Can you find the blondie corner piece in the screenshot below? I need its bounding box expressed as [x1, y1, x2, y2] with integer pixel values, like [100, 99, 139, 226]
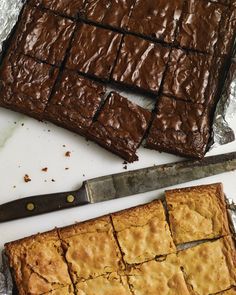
[111, 200, 176, 264]
[165, 183, 230, 244]
[5, 230, 73, 295]
[45, 70, 106, 136]
[75, 273, 132, 295]
[178, 236, 236, 295]
[59, 216, 124, 284]
[87, 92, 151, 162]
[128, 254, 190, 295]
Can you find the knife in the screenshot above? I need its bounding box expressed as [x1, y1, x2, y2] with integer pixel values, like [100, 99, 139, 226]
[1, 151, 236, 222]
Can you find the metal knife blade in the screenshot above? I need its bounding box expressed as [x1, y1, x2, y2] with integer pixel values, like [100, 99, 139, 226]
[0, 151, 236, 222]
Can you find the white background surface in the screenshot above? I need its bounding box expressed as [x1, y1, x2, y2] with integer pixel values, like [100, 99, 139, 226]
[0, 107, 235, 254]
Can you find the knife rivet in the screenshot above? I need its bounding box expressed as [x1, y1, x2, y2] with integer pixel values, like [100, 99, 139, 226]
[26, 203, 35, 211]
[67, 195, 75, 203]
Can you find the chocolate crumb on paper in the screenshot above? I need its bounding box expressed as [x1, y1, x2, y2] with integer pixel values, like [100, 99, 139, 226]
[41, 167, 48, 172]
[24, 174, 31, 183]
[65, 151, 71, 157]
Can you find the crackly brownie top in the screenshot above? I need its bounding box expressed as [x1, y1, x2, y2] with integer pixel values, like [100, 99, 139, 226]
[30, 0, 86, 18]
[84, 0, 135, 29]
[112, 35, 170, 93]
[163, 48, 214, 104]
[178, 236, 236, 295]
[88, 92, 151, 162]
[165, 183, 230, 244]
[45, 70, 106, 132]
[177, 0, 225, 53]
[12, 5, 75, 66]
[127, 0, 184, 43]
[0, 53, 58, 115]
[66, 23, 122, 80]
[146, 96, 210, 158]
[111, 200, 176, 264]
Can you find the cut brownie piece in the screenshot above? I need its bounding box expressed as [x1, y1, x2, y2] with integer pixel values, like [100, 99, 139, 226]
[163, 48, 214, 104]
[84, 0, 135, 30]
[128, 254, 190, 295]
[87, 92, 152, 162]
[165, 183, 230, 245]
[66, 23, 122, 80]
[0, 53, 58, 119]
[177, 0, 224, 53]
[127, 0, 184, 43]
[12, 5, 76, 66]
[112, 35, 170, 94]
[59, 216, 124, 284]
[178, 236, 236, 295]
[30, 0, 86, 18]
[45, 70, 106, 136]
[75, 274, 132, 295]
[111, 200, 176, 264]
[145, 96, 210, 159]
[5, 230, 73, 295]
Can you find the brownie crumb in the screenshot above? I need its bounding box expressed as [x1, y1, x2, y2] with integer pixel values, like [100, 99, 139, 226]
[13, 185, 16, 189]
[24, 174, 31, 183]
[42, 167, 48, 172]
[65, 167, 69, 170]
[123, 165, 127, 170]
[65, 151, 71, 157]
[63, 144, 66, 147]
[51, 179, 55, 182]
[21, 123, 24, 126]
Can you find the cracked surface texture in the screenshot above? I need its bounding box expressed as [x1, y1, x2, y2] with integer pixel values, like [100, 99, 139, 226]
[217, 287, 236, 294]
[5, 230, 72, 295]
[44, 285, 75, 294]
[127, 0, 183, 43]
[166, 183, 230, 244]
[178, 236, 236, 295]
[111, 200, 176, 264]
[75, 273, 132, 295]
[88, 92, 151, 162]
[128, 254, 190, 295]
[66, 23, 122, 80]
[12, 5, 76, 66]
[59, 216, 124, 284]
[112, 35, 170, 94]
[0, 52, 58, 119]
[45, 70, 106, 135]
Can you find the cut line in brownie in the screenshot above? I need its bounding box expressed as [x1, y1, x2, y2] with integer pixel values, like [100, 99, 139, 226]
[145, 96, 211, 159]
[45, 70, 106, 136]
[66, 23, 123, 81]
[112, 35, 171, 95]
[11, 5, 76, 66]
[0, 52, 58, 120]
[87, 92, 152, 162]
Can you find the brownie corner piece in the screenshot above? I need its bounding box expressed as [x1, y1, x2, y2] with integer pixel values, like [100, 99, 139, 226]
[45, 70, 106, 135]
[0, 52, 58, 119]
[87, 92, 152, 162]
[165, 183, 230, 245]
[145, 95, 210, 159]
[66, 23, 122, 80]
[112, 35, 170, 94]
[12, 5, 76, 66]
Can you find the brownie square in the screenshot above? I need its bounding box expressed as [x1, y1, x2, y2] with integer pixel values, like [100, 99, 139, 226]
[5, 230, 73, 295]
[84, 0, 135, 30]
[76, 274, 132, 295]
[88, 92, 152, 162]
[30, 0, 86, 18]
[66, 23, 122, 80]
[45, 70, 106, 135]
[163, 48, 214, 104]
[165, 183, 230, 245]
[112, 35, 170, 94]
[177, 0, 224, 53]
[178, 237, 236, 294]
[127, 0, 184, 43]
[59, 216, 124, 283]
[12, 6, 76, 66]
[111, 201, 176, 264]
[146, 96, 210, 159]
[128, 254, 190, 294]
[0, 53, 58, 119]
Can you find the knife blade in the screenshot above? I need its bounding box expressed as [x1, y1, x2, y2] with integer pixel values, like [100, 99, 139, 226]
[0, 151, 236, 222]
